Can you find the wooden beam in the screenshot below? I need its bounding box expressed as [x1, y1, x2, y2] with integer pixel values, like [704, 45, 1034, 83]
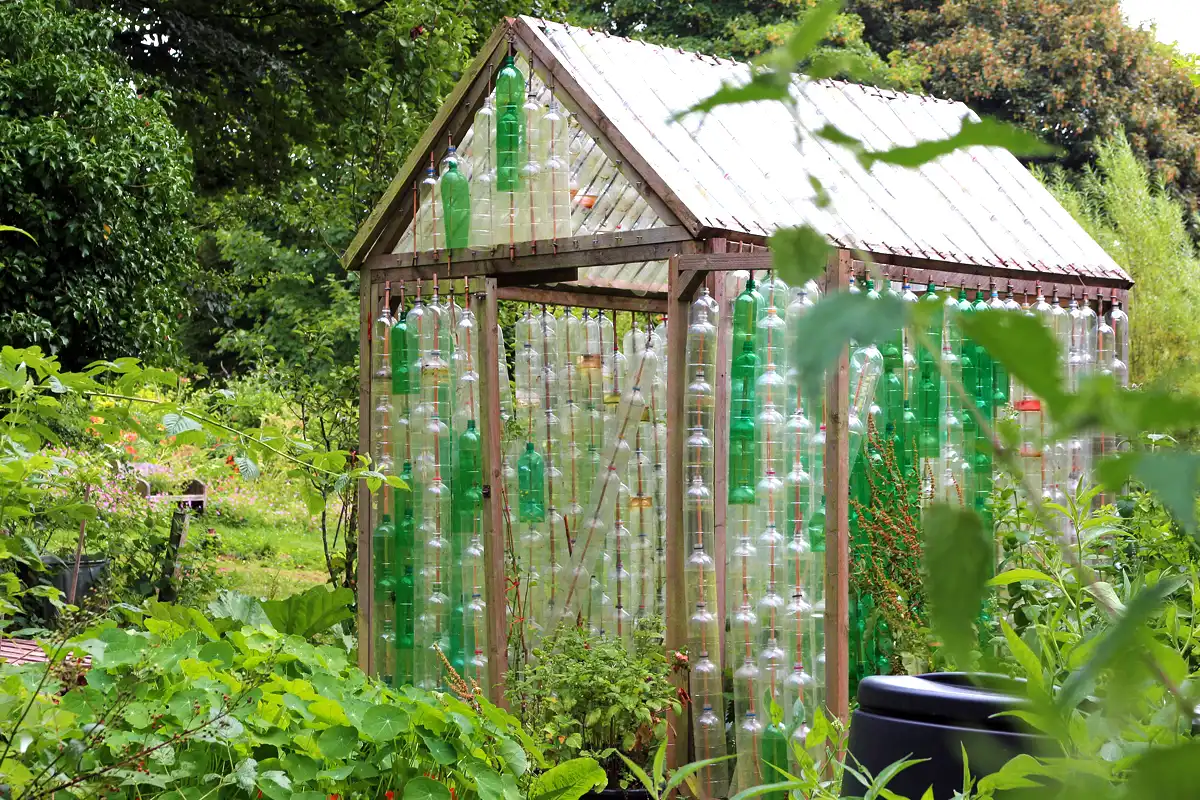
[824, 250, 851, 726]
[513, 17, 701, 235]
[357, 269, 374, 674]
[664, 255, 690, 770]
[495, 267, 578, 288]
[475, 278, 510, 707]
[367, 226, 695, 280]
[709, 242, 731, 665]
[677, 252, 772, 274]
[496, 285, 667, 313]
[343, 23, 511, 270]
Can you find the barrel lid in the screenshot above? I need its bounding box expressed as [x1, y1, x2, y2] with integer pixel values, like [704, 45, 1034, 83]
[856, 673, 1031, 729]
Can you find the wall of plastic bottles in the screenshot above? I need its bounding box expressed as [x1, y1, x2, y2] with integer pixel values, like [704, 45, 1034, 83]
[690, 271, 1131, 798]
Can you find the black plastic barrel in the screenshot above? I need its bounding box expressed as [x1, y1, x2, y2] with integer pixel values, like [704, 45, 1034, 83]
[844, 673, 1047, 799]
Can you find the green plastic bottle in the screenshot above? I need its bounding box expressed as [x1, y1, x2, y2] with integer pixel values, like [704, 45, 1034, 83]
[394, 507, 415, 687]
[916, 282, 942, 462]
[729, 340, 759, 505]
[732, 276, 763, 355]
[517, 441, 546, 523]
[440, 160, 471, 249]
[454, 421, 483, 531]
[760, 724, 789, 800]
[391, 311, 411, 395]
[495, 55, 525, 193]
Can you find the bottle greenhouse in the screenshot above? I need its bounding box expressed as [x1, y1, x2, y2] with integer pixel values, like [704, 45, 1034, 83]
[346, 16, 1133, 797]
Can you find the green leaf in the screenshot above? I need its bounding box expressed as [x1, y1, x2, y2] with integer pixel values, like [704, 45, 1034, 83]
[987, 568, 1054, 586]
[207, 590, 270, 627]
[258, 770, 292, 800]
[865, 758, 928, 800]
[615, 751, 657, 797]
[361, 705, 408, 741]
[262, 585, 354, 638]
[780, 0, 844, 64]
[663, 754, 737, 798]
[316, 725, 358, 760]
[460, 758, 507, 800]
[231, 758, 258, 792]
[674, 71, 791, 118]
[769, 225, 831, 289]
[404, 777, 452, 800]
[652, 738, 667, 787]
[419, 732, 457, 765]
[528, 758, 607, 800]
[804, 50, 870, 81]
[1124, 741, 1200, 800]
[922, 504, 991, 664]
[788, 291, 908, 398]
[1098, 452, 1200, 538]
[1056, 576, 1187, 712]
[977, 754, 1045, 793]
[959, 311, 1064, 414]
[0, 225, 36, 242]
[234, 452, 261, 481]
[1082, 581, 1125, 613]
[1000, 618, 1043, 692]
[860, 118, 1058, 169]
[163, 412, 203, 436]
[145, 601, 219, 641]
[497, 735, 530, 776]
[729, 781, 803, 800]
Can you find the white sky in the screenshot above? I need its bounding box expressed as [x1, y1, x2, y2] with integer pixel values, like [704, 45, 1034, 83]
[1122, 0, 1200, 55]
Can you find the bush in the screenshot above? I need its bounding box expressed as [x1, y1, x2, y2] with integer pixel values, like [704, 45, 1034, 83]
[0, 0, 194, 366]
[1047, 132, 1200, 396]
[0, 595, 548, 800]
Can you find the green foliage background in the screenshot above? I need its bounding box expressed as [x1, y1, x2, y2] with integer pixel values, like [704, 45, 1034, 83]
[0, 0, 194, 367]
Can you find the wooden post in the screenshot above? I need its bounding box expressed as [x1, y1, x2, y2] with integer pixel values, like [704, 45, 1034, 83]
[156, 505, 190, 603]
[709, 241, 731, 661]
[357, 270, 374, 674]
[823, 250, 852, 725]
[665, 255, 691, 770]
[475, 277, 510, 707]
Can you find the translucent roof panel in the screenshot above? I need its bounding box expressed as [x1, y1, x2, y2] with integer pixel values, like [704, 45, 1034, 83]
[393, 56, 666, 255]
[524, 17, 1128, 283]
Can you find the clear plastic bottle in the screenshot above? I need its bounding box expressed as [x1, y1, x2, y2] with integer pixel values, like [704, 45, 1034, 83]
[540, 100, 572, 240]
[520, 92, 546, 242]
[416, 165, 442, 253]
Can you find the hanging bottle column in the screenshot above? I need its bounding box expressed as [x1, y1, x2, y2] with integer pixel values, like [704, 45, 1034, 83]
[683, 293, 728, 799]
[755, 281, 790, 796]
[540, 100, 572, 240]
[728, 275, 763, 795]
[390, 283, 416, 688]
[471, 96, 497, 249]
[916, 282, 943, 504]
[513, 309, 548, 643]
[536, 307, 566, 644]
[1066, 291, 1096, 496]
[624, 320, 657, 628]
[494, 54, 524, 248]
[556, 310, 586, 552]
[648, 318, 669, 617]
[371, 283, 396, 682]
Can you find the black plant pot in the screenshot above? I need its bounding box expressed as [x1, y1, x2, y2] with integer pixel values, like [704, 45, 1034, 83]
[844, 672, 1048, 799]
[20, 554, 110, 623]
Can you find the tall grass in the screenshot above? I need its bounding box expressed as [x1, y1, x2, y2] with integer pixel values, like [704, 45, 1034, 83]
[1046, 132, 1200, 395]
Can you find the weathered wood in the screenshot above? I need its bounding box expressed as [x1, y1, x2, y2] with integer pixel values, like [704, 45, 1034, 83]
[513, 17, 698, 234]
[675, 247, 1132, 292]
[366, 226, 695, 280]
[343, 23, 510, 270]
[824, 250, 852, 726]
[357, 269, 374, 674]
[475, 278, 510, 707]
[664, 255, 690, 770]
[495, 267, 579, 288]
[496, 285, 667, 313]
[156, 505, 190, 603]
[708, 241, 730, 663]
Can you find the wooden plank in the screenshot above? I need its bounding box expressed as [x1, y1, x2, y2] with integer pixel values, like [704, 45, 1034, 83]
[823, 250, 851, 726]
[677, 252, 773, 274]
[514, 17, 704, 235]
[708, 242, 730, 664]
[357, 269, 374, 674]
[495, 267, 579, 288]
[496, 285, 667, 313]
[366, 226, 695, 279]
[664, 255, 690, 770]
[343, 23, 510, 270]
[475, 278, 510, 707]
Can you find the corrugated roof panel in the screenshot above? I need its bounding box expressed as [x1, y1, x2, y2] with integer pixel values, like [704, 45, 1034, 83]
[528, 18, 1128, 284]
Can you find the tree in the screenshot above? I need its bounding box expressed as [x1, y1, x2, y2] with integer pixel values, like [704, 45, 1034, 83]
[0, 0, 194, 367]
[849, 0, 1200, 221]
[568, 0, 925, 90]
[1047, 133, 1200, 395]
